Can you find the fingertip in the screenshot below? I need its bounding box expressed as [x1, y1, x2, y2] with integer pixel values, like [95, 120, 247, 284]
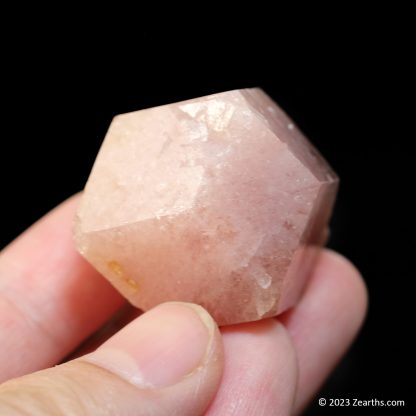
[318, 249, 369, 326]
[83, 302, 222, 389]
[0, 302, 224, 416]
[281, 249, 368, 413]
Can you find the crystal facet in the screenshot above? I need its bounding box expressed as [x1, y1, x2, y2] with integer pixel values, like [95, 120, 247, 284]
[75, 89, 338, 325]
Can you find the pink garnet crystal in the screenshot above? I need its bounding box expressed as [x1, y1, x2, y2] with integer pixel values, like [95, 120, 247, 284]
[74, 88, 338, 325]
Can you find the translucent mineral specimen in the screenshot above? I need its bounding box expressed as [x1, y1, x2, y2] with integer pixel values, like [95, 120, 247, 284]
[74, 88, 338, 325]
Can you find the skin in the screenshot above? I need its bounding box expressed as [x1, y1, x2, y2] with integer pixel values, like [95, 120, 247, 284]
[0, 195, 367, 415]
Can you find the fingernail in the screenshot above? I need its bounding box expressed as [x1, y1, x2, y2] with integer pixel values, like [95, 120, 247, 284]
[82, 302, 215, 388]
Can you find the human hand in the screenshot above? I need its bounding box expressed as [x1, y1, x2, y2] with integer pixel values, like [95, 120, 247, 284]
[0, 195, 367, 415]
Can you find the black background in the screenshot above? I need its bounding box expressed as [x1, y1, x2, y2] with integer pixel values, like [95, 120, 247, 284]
[1, 14, 414, 415]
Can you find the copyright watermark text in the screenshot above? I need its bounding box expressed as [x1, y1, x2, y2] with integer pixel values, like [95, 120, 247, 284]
[318, 398, 405, 407]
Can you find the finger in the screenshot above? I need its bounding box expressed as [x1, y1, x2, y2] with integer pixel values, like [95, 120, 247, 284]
[0, 195, 124, 382]
[280, 249, 368, 413]
[0, 302, 223, 416]
[205, 249, 366, 415]
[206, 320, 298, 416]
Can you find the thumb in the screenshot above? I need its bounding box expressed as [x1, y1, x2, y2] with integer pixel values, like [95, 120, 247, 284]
[0, 302, 223, 416]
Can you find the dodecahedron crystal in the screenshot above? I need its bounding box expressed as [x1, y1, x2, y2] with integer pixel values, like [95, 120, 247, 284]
[75, 88, 338, 325]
